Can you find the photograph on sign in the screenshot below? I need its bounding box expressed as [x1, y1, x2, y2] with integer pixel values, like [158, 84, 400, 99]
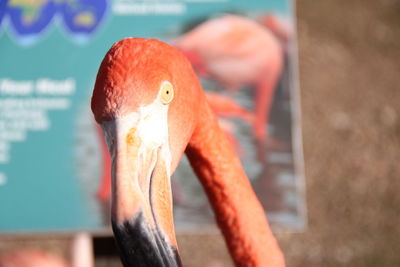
[0, 0, 305, 233]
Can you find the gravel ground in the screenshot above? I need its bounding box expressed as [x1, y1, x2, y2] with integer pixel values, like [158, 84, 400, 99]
[2, 0, 400, 266]
[279, 0, 400, 266]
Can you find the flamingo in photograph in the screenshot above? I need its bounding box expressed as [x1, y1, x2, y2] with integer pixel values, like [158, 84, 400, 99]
[175, 14, 284, 156]
[259, 14, 292, 44]
[91, 38, 285, 267]
[205, 92, 254, 124]
[206, 92, 254, 153]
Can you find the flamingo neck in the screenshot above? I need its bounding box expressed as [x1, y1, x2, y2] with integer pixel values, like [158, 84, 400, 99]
[185, 100, 285, 267]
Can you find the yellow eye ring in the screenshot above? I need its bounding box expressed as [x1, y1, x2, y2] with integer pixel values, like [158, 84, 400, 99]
[160, 82, 174, 105]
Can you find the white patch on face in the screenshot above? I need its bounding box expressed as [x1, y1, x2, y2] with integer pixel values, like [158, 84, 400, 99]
[101, 82, 172, 175]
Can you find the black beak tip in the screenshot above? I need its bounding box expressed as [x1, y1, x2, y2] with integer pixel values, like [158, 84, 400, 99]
[112, 212, 182, 267]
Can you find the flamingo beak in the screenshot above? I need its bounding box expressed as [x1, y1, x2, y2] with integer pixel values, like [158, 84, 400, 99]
[102, 115, 181, 267]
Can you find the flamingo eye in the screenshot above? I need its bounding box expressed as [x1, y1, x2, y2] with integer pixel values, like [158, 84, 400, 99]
[160, 82, 174, 105]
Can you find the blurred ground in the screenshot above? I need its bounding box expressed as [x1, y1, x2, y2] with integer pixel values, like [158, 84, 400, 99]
[280, 0, 400, 266]
[1, 0, 400, 266]
[181, 0, 400, 266]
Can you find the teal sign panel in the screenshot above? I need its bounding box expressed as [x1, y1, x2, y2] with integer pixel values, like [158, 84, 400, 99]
[0, 0, 305, 233]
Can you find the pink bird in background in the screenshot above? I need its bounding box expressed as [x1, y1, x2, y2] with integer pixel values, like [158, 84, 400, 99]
[175, 14, 285, 160]
[0, 249, 67, 267]
[205, 92, 254, 124]
[260, 14, 292, 45]
[205, 92, 254, 154]
[0, 235, 94, 267]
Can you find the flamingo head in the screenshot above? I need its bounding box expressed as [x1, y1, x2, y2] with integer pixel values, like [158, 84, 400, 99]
[91, 38, 202, 266]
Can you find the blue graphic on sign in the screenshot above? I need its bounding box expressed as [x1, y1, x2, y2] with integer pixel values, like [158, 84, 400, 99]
[1, 0, 108, 44]
[0, 0, 7, 27]
[7, 0, 57, 35]
[60, 0, 107, 35]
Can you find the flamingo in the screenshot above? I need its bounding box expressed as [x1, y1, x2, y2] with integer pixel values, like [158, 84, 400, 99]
[91, 38, 284, 266]
[95, 93, 253, 205]
[96, 93, 252, 207]
[174, 15, 284, 156]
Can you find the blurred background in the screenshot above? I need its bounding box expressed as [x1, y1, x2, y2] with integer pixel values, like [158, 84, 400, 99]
[179, 0, 400, 265]
[1, 0, 400, 266]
